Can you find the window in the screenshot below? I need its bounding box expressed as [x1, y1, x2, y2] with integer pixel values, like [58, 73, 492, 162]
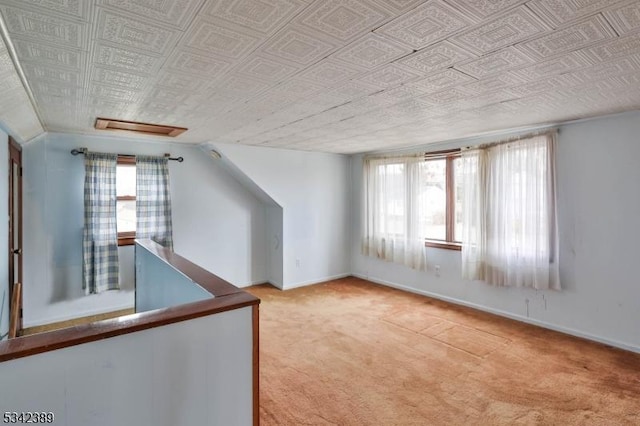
[116, 156, 136, 246]
[419, 151, 462, 250]
[460, 132, 560, 290]
[362, 131, 559, 290]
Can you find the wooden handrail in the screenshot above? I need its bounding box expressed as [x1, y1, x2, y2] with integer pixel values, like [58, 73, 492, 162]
[8, 282, 21, 339]
[0, 241, 260, 362]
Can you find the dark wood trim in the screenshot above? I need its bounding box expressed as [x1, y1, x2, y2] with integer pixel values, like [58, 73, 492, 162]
[0, 292, 258, 362]
[117, 237, 136, 246]
[423, 148, 461, 158]
[9, 282, 21, 339]
[252, 305, 260, 426]
[0, 239, 261, 363]
[117, 155, 136, 166]
[137, 239, 242, 297]
[96, 118, 188, 138]
[22, 308, 134, 336]
[8, 137, 23, 336]
[424, 150, 461, 247]
[445, 155, 453, 243]
[425, 240, 462, 251]
[116, 157, 135, 245]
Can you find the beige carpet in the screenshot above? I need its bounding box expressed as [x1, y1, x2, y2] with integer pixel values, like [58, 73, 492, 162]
[248, 277, 640, 426]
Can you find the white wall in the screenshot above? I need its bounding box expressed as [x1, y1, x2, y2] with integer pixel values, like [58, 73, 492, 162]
[0, 128, 8, 340]
[0, 307, 254, 426]
[212, 143, 351, 289]
[351, 111, 640, 353]
[22, 133, 267, 327]
[135, 243, 211, 312]
[265, 205, 284, 287]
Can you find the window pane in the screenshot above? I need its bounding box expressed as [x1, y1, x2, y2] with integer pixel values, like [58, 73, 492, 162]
[117, 165, 136, 197]
[378, 163, 406, 236]
[419, 159, 446, 241]
[117, 199, 136, 233]
[454, 157, 464, 242]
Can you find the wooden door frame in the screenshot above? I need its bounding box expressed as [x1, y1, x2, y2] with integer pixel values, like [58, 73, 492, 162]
[8, 137, 22, 334]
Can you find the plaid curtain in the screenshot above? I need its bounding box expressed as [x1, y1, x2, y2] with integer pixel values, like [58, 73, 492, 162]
[83, 153, 119, 294]
[136, 155, 173, 249]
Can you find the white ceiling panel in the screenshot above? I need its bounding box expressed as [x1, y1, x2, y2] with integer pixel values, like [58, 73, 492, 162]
[446, 0, 527, 19]
[260, 26, 337, 65]
[295, 58, 365, 86]
[359, 64, 421, 87]
[0, 5, 88, 49]
[0, 31, 44, 140]
[333, 33, 412, 69]
[296, 0, 391, 42]
[96, 10, 180, 55]
[605, 1, 640, 35]
[400, 40, 476, 74]
[527, 0, 629, 27]
[409, 69, 476, 93]
[3, 0, 89, 19]
[375, 0, 477, 49]
[203, 0, 309, 35]
[516, 14, 617, 59]
[98, 0, 204, 29]
[454, 46, 533, 78]
[450, 6, 549, 54]
[181, 18, 263, 58]
[0, 0, 639, 152]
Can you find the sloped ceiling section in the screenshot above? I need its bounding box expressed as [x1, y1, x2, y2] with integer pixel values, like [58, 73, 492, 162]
[0, 0, 639, 152]
[0, 29, 43, 141]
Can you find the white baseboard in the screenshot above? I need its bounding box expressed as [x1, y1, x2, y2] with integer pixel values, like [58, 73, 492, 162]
[283, 273, 351, 290]
[353, 273, 640, 354]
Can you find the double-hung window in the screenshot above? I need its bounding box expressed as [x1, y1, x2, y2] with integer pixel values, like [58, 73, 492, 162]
[116, 156, 136, 246]
[419, 150, 462, 250]
[363, 131, 559, 290]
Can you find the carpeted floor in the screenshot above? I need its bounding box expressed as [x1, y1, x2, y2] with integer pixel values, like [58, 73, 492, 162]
[247, 277, 640, 426]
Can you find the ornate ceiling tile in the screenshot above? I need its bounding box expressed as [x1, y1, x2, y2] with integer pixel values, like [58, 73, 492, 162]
[376, 0, 476, 49]
[454, 47, 533, 78]
[333, 33, 412, 69]
[517, 15, 617, 59]
[450, 6, 549, 54]
[400, 40, 475, 75]
[296, 0, 390, 42]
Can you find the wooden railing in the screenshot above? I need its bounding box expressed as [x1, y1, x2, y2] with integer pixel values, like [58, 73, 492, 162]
[0, 240, 260, 425]
[8, 281, 21, 339]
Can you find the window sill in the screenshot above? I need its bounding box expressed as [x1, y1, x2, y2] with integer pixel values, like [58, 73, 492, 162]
[118, 234, 136, 246]
[424, 240, 462, 251]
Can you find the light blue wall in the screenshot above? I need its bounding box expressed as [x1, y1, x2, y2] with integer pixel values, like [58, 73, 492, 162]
[212, 143, 352, 289]
[0, 128, 8, 340]
[135, 243, 212, 312]
[22, 133, 268, 327]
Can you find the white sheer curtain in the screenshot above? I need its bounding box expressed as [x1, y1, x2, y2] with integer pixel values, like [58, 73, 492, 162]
[461, 132, 560, 290]
[362, 154, 428, 271]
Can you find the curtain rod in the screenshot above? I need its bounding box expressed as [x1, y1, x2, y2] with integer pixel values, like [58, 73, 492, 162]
[463, 128, 558, 151]
[70, 148, 184, 162]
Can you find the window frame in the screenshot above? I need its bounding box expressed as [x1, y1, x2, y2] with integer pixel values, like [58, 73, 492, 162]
[116, 155, 136, 246]
[423, 149, 462, 251]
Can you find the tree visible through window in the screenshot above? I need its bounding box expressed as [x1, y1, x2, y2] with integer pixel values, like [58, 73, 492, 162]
[116, 156, 136, 245]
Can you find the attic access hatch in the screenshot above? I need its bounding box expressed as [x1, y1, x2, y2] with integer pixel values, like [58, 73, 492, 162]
[95, 118, 187, 137]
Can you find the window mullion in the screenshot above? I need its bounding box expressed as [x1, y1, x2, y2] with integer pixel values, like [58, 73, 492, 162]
[446, 156, 454, 243]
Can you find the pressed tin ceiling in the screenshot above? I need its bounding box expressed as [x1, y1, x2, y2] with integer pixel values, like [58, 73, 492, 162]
[0, 0, 640, 153]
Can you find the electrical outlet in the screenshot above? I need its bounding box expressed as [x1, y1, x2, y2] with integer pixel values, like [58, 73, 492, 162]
[434, 265, 441, 277]
[295, 258, 300, 268]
